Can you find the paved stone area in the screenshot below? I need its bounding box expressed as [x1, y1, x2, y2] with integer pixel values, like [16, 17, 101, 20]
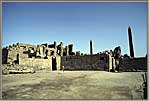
[2, 71, 144, 99]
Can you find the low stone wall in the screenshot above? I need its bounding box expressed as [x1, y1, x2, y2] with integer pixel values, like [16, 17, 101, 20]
[61, 54, 108, 70]
[119, 57, 147, 71]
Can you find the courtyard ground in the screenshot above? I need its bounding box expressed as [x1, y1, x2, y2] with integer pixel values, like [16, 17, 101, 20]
[2, 71, 145, 100]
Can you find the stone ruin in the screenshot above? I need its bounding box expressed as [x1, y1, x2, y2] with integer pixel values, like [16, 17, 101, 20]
[2, 42, 76, 63]
[2, 41, 147, 74]
[2, 41, 82, 74]
[2, 27, 147, 74]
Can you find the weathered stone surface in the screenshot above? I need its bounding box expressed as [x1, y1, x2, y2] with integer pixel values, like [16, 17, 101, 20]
[119, 57, 147, 71]
[61, 54, 108, 70]
[2, 42, 75, 72]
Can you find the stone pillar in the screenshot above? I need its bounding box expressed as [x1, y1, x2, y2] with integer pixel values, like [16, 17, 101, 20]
[128, 26, 134, 57]
[66, 46, 69, 56]
[108, 54, 112, 72]
[60, 48, 63, 56]
[90, 40, 93, 55]
[43, 46, 46, 57]
[115, 59, 120, 72]
[39, 46, 43, 57]
[45, 49, 48, 58]
[60, 42, 63, 56]
[54, 41, 56, 49]
[68, 44, 73, 55]
[112, 57, 116, 71]
[36, 45, 40, 57]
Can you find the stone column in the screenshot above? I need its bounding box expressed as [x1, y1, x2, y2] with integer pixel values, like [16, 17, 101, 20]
[115, 59, 120, 72]
[39, 46, 43, 57]
[54, 41, 56, 49]
[60, 48, 63, 56]
[128, 26, 134, 57]
[43, 46, 46, 57]
[60, 42, 63, 56]
[90, 40, 93, 55]
[112, 57, 116, 71]
[108, 54, 112, 72]
[68, 44, 73, 55]
[36, 45, 40, 57]
[66, 46, 69, 56]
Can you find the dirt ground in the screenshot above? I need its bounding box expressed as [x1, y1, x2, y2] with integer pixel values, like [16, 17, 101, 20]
[2, 71, 145, 100]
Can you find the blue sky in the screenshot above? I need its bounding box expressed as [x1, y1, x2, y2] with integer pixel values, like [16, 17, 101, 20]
[2, 2, 147, 57]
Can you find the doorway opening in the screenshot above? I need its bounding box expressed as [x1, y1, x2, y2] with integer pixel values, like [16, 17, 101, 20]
[52, 57, 57, 70]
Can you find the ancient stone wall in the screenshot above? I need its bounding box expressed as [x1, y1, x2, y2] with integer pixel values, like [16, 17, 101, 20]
[61, 55, 147, 71]
[19, 58, 52, 70]
[2, 43, 147, 72]
[19, 56, 61, 71]
[119, 57, 147, 71]
[61, 54, 108, 70]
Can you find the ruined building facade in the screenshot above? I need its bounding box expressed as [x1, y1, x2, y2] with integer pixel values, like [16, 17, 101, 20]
[2, 42, 75, 71]
[2, 41, 117, 71]
[2, 27, 147, 71]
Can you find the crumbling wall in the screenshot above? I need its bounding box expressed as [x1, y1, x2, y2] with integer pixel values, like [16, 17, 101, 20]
[61, 54, 108, 70]
[19, 58, 52, 70]
[119, 57, 147, 71]
[3, 44, 33, 64]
